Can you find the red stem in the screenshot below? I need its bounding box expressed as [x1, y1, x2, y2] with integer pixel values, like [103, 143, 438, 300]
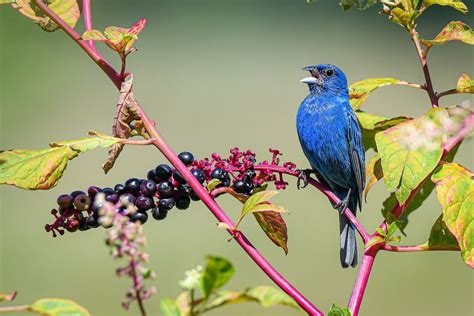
[347, 253, 376, 315]
[129, 257, 146, 316]
[82, 0, 95, 48]
[34, 1, 322, 314]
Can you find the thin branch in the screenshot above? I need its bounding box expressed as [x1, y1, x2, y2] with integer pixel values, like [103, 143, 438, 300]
[0, 305, 30, 313]
[347, 253, 377, 316]
[397, 80, 426, 90]
[436, 88, 458, 99]
[34, 0, 122, 89]
[82, 0, 95, 48]
[410, 28, 438, 107]
[251, 165, 371, 244]
[383, 244, 459, 252]
[34, 3, 322, 315]
[129, 257, 147, 316]
[121, 139, 156, 146]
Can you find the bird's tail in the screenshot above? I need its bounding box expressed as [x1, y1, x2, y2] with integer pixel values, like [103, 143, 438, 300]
[339, 197, 358, 268]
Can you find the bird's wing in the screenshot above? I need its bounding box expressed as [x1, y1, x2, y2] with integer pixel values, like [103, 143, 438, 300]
[346, 109, 366, 211]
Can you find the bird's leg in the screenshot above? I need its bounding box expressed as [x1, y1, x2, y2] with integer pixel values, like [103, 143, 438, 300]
[297, 169, 317, 189]
[335, 188, 352, 215]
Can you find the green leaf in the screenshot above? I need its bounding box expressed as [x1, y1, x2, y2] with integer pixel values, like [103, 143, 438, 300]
[456, 73, 474, 93]
[160, 298, 182, 316]
[0, 133, 122, 190]
[422, 0, 468, 13]
[425, 214, 459, 250]
[200, 255, 235, 299]
[82, 29, 107, 41]
[240, 190, 280, 218]
[431, 163, 474, 268]
[423, 21, 474, 48]
[375, 108, 446, 204]
[29, 298, 90, 316]
[0, 0, 15, 4]
[328, 303, 352, 316]
[350, 78, 403, 110]
[253, 211, 289, 254]
[207, 178, 222, 192]
[206, 290, 256, 311]
[12, 0, 80, 32]
[246, 286, 300, 310]
[365, 236, 385, 249]
[339, 0, 380, 10]
[388, 7, 420, 29]
[364, 153, 383, 200]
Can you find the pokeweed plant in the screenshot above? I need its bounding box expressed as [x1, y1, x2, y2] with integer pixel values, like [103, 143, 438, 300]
[0, 0, 473, 315]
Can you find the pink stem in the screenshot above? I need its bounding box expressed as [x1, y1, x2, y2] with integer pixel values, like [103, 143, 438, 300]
[82, 0, 95, 48]
[347, 253, 376, 316]
[252, 165, 371, 243]
[34, 2, 322, 314]
[383, 244, 459, 252]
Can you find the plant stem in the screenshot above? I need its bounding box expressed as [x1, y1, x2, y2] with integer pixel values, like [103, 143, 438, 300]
[34, 2, 322, 314]
[0, 305, 30, 313]
[129, 257, 147, 316]
[410, 28, 438, 107]
[383, 244, 459, 252]
[82, 0, 94, 48]
[347, 253, 377, 316]
[436, 88, 458, 99]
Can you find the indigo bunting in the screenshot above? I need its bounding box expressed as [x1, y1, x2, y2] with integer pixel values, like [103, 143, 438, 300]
[296, 64, 365, 268]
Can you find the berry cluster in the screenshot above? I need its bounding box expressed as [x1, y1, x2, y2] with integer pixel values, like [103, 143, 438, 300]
[46, 148, 297, 237]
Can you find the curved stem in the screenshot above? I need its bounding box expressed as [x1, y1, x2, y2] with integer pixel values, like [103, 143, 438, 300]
[436, 88, 458, 99]
[34, 2, 322, 314]
[410, 28, 438, 107]
[82, 0, 95, 48]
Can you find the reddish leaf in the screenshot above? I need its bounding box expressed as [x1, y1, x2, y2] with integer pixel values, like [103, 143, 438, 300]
[253, 211, 289, 254]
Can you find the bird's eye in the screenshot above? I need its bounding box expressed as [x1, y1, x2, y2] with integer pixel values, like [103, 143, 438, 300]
[326, 69, 334, 76]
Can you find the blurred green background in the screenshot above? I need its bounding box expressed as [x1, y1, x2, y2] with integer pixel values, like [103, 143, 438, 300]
[1, 1, 473, 315]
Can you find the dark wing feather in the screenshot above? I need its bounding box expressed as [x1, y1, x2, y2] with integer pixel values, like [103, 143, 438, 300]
[346, 110, 366, 211]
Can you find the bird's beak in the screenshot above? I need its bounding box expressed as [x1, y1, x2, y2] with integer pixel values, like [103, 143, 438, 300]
[300, 77, 319, 84]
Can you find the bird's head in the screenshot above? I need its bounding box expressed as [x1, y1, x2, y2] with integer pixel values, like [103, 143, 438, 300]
[300, 64, 348, 94]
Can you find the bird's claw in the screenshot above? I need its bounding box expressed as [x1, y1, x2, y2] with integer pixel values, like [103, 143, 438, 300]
[335, 188, 352, 215]
[297, 169, 312, 190]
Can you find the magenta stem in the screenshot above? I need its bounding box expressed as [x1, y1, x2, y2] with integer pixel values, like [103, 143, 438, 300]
[383, 244, 459, 252]
[82, 0, 95, 48]
[347, 253, 376, 316]
[34, 2, 322, 314]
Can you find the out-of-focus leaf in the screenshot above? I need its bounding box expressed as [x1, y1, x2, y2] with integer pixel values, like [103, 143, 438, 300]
[246, 286, 300, 310]
[12, 0, 80, 32]
[0, 133, 122, 190]
[388, 7, 420, 29]
[375, 108, 446, 204]
[422, 0, 468, 13]
[103, 76, 141, 173]
[328, 303, 352, 316]
[423, 21, 474, 48]
[0, 291, 16, 303]
[339, 0, 380, 10]
[29, 298, 90, 316]
[364, 153, 383, 200]
[174, 292, 191, 315]
[431, 163, 474, 268]
[205, 290, 256, 311]
[82, 29, 107, 41]
[0, 0, 15, 4]
[200, 256, 235, 299]
[425, 214, 459, 250]
[253, 211, 289, 254]
[456, 73, 474, 93]
[349, 78, 402, 110]
[160, 298, 182, 316]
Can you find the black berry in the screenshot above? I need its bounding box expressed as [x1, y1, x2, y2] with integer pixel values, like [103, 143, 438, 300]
[140, 180, 157, 197]
[86, 216, 100, 228]
[157, 181, 174, 198]
[159, 198, 175, 211]
[176, 195, 191, 210]
[71, 190, 86, 198]
[233, 180, 253, 195]
[135, 195, 155, 211]
[177, 184, 192, 196]
[105, 193, 120, 204]
[211, 168, 226, 180]
[244, 169, 257, 182]
[65, 219, 79, 232]
[178, 151, 194, 166]
[147, 169, 160, 183]
[57, 194, 73, 208]
[155, 164, 172, 181]
[125, 178, 142, 193]
[120, 193, 136, 205]
[191, 168, 206, 184]
[152, 207, 168, 220]
[87, 186, 102, 197]
[173, 170, 186, 184]
[114, 184, 126, 193]
[102, 187, 115, 196]
[131, 211, 148, 224]
[73, 194, 91, 211]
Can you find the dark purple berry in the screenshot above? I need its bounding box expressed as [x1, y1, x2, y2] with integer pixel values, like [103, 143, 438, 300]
[57, 194, 73, 208]
[105, 193, 120, 204]
[73, 194, 91, 211]
[102, 187, 115, 196]
[159, 198, 175, 211]
[176, 195, 191, 210]
[191, 168, 206, 184]
[158, 181, 174, 198]
[86, 216, 100, 228]
[221, 175, 231, 187]
[155, 164, 172, 181]
[135, 196, 154, 211]
[211, 168, 227, 181]
[152, 207, 168, 220]
[114, 184, 126, 193]
[87, 186, 102, 197]
[120, 193, 136, 205]
[140, 180, 157, 197]
[131, 211, 148, 224]
[147, 169, 160, 182]
[71, 190, 86, 198]
[177, 184, 192, 196]
[78, 219, 90, 231]
[233, 180, 252, 195]
[65, 219, 79, 232]
[178, 151, 194, 166]
[244, 169, 257, 182]
[125, 178, 142, 193]
[173, 171, 186, 184]
[190, 191, 200, 201]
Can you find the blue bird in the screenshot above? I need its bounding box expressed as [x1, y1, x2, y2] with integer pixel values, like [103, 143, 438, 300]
[296, 64, 365, 268]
